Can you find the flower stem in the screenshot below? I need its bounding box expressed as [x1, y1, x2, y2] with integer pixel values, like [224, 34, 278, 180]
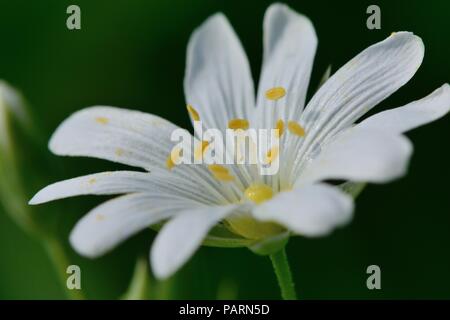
[269, 248, 297, 300]
[120, 257, 150, 300]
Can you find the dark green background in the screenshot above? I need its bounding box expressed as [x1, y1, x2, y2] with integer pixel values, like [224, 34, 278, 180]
[0, 0, 449, 299]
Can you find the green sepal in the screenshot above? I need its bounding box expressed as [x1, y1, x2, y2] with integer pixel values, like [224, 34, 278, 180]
[339, 181, 367, 199]
[248, 232, 290, 256]
[150, 222, 255, 248]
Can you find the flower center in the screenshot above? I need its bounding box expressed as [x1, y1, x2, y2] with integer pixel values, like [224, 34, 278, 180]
[244, 183, 273, 204]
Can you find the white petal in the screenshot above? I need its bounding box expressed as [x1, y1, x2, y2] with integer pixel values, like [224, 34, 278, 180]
[254, 3, 317, 127]
[357, 84, 450, 134]
[184, 13, 255, 132]
[300, 32, 424, 136]
[70, 193, 202, 258]
[151, 204, 239, 279]
[47, 105, 234, 205]
[49, 106, 180, 171]
[299, 128, 413, 185]
[29, 170, 221, 205]
[29, 171, 150, 204]
[252, 183, 353, 237]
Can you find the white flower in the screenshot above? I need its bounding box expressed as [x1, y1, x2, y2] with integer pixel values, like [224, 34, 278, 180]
[30, 3, 450, 279]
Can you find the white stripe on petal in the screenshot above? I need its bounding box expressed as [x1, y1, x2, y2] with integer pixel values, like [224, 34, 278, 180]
[252, 183, 353, 237]
[49, 106, 180, 171]
[298, 128, 413, 185]
[301, 32, 424, 132]
[184, 13, 255, 132]
[290, 32, 424, 181]
[255, 3, 317, 127]
[29, 170, 222, 205]
[70, 193, 202, 258]
[30, 171, 150, 204]
[150, 204, 239, 279]
[357, 84, 450, 134]
[46, 105, 239, 207]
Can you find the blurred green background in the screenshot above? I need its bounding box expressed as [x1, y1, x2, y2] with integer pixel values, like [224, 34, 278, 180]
[0, 0, 449, 299]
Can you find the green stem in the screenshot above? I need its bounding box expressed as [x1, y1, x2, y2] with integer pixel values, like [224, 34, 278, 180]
[120, 257, 150, 300]
[269, 248, 297, 300]
[1, 90, 85, 299]
[43, 236, 85, 300]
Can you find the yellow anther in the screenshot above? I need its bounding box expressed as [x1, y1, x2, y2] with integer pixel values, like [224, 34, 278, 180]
[95, 117, 109, 124]
[187, 104, 200, 121]
[88, 178, 97, 185]
[244, 184, 273, 204]
[265, 87, 286, 100]
[208, 164, 234, 181]
[166, 146, 182, 170]
[194, 140, 209, 160]
[166, 156, 175, 170]
[287, 121, 306, 137]
[265, 146, 279, 165]
[228, 118, 249, 130]
[212, 171, 235, 182]
[208, 164, 229, 175]
[275, 119, 284, 138]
